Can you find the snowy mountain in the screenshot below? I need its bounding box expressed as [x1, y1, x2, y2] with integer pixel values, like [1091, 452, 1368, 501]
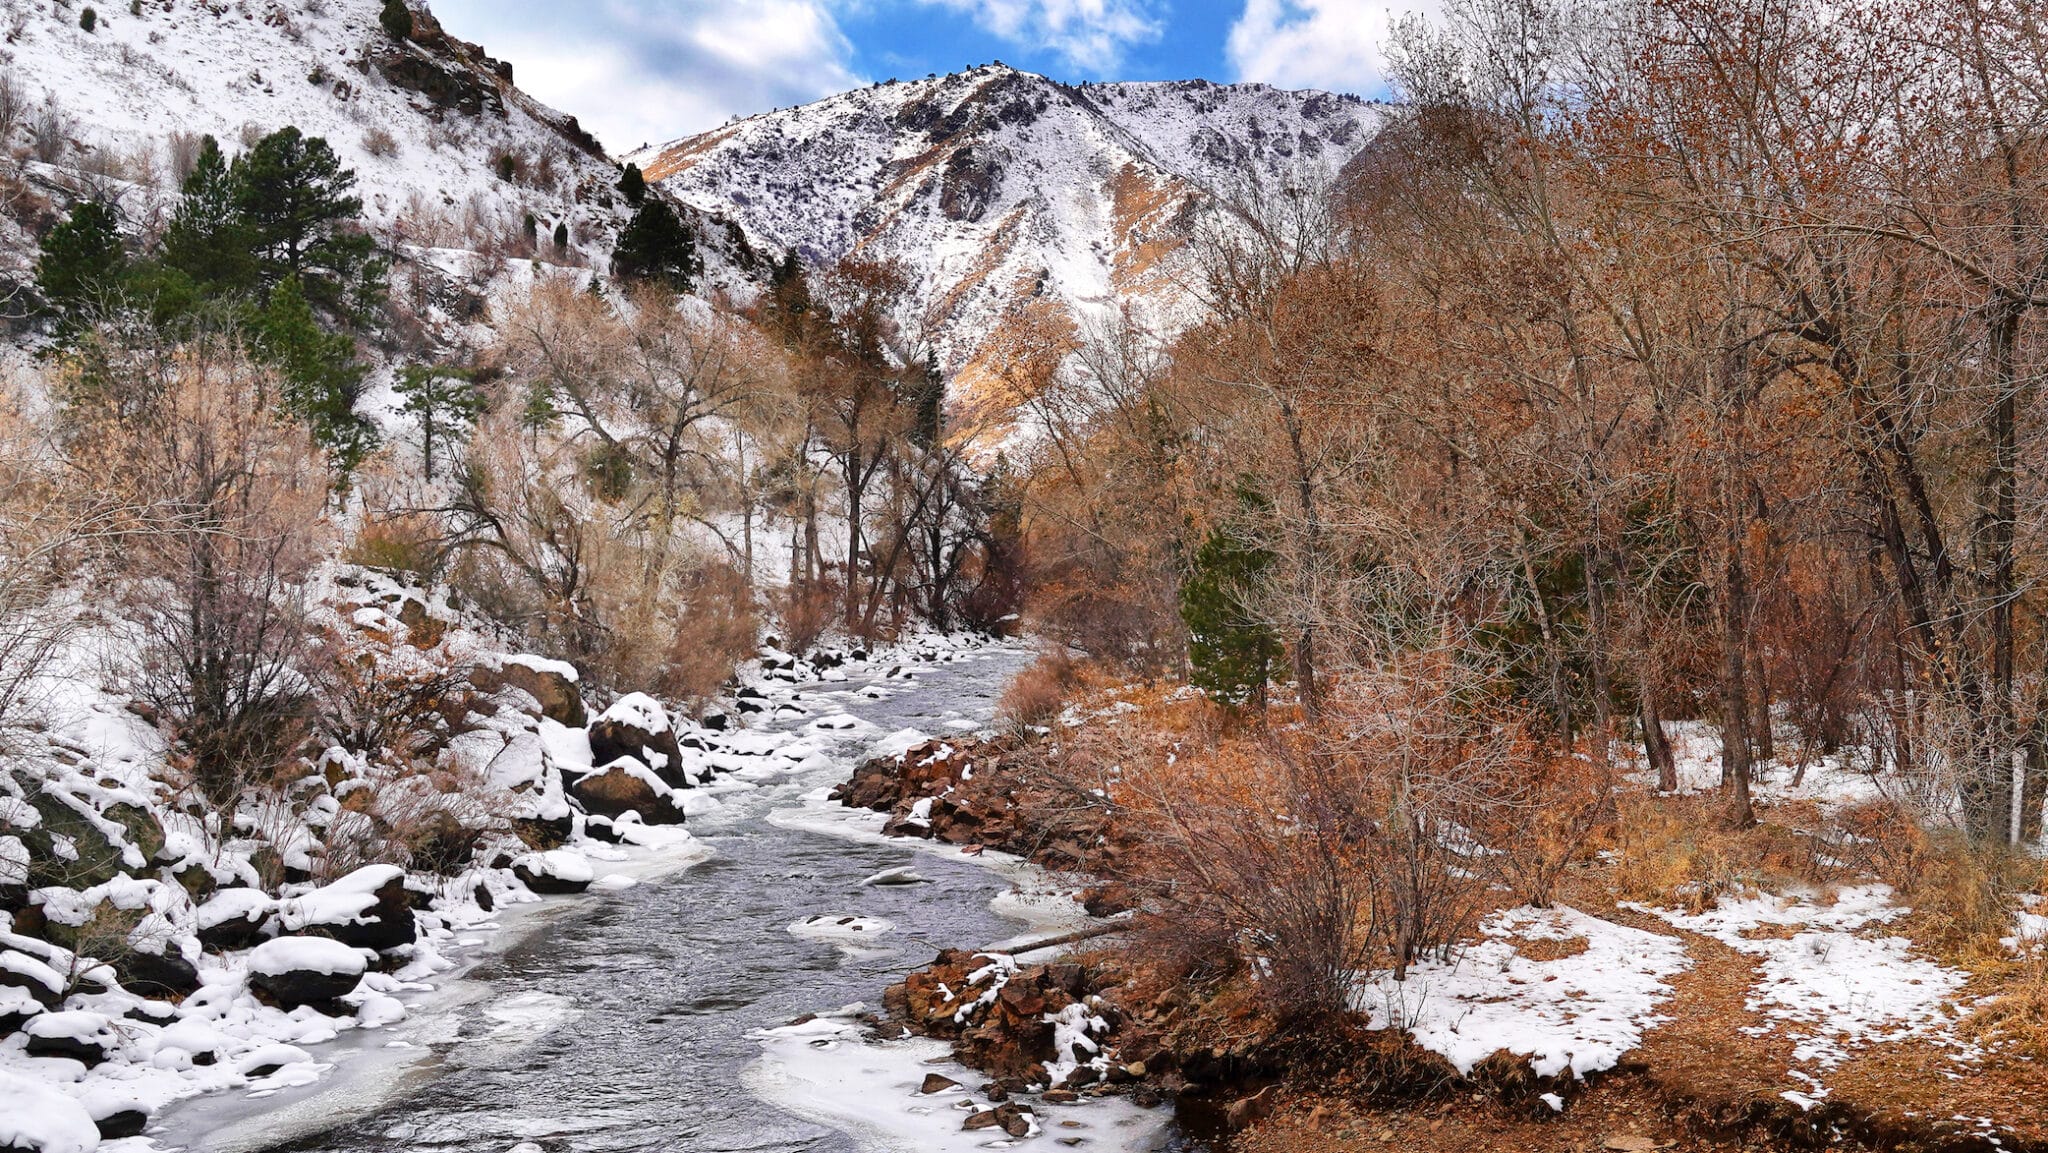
[0, 0, 754, 319]
[631, 64, 1382, 427]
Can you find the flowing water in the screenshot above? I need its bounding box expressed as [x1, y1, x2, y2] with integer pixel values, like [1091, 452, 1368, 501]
[153, 645, 1190, 1153]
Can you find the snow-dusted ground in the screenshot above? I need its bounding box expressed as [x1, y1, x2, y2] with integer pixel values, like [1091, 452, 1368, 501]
[1625, 884, 1975, 1107]
[1355, 906, 1693, 1084]
[1646, 721, 1889, 812]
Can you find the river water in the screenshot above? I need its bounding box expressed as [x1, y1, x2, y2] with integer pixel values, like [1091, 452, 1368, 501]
[153, 644, 1188, 1153]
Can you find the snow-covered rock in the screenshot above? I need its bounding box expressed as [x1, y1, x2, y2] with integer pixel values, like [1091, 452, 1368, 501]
[22, 1012, 120, 1068]
[587, 693, 689, 787]
[246, 937, 368, 1008]
[511, 849, 594, 895]
[274, 864, 417, 952]
[0, 1070, 101, 1153]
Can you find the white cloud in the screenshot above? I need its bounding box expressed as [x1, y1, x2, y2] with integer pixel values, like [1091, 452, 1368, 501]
[915, 0, 1165, 72]
[428, 0, 865, 152]
[1226, 0, 1436, 95]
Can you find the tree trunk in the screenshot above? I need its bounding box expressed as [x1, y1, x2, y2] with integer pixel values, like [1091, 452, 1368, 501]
[1642, 684, 1676, 792]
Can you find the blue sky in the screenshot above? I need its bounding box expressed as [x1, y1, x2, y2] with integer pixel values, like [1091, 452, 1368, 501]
[428, 0, 1426, 154]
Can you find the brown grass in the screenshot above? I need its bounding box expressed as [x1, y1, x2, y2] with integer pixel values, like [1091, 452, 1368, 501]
[345, 513, 447, 579]
[998, 645, 1081, 731]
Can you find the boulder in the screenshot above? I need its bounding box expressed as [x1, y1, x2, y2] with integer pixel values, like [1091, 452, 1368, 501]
[247, 937, 367, 1008]
[512, 849, 594, 895]
[194, 888, 273, 953]
[276, 865, 416, 952]
[92, 1108, 147, 1141]
[23, 1011, 117, 1067]
[0, 986, 40, 1037]
[473, 656, 587, 727]
[568, 763, 686, 825]
[587, 695, 688, 788]
[963, 1103, 1034, 1137]
[0, 950, 65, 1009]
[113, 943, 200, 999]
[76, 1084, 152, 1141]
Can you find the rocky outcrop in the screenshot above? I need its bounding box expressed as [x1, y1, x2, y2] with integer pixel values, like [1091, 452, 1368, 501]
[588, 694, 691, 787]
[472, 656, 587, 727]
[568, 764, 686, 825]
[832, 737, 1125, 901]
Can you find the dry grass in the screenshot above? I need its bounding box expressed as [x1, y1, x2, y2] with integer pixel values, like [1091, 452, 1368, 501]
[1608, 793, 1828, 912]
[997, 645, 1081, 731]
[345, 512, 447, 579]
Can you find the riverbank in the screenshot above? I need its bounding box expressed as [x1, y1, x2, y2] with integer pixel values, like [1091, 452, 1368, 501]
[1, 564, 1040, 1153]
[828, 673, 2048, 1153]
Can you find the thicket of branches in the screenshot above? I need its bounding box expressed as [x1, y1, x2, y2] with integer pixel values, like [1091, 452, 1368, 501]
[1025, 0, 2048, 851]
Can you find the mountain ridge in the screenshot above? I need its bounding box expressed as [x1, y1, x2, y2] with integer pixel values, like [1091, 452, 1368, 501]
[630, 63, 1383, 434]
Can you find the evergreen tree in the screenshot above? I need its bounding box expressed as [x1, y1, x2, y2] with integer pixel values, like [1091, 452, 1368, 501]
[379, 0, 412, 41]
[552, 220, 569, 250]
[160, 135, 260, 300]
[909, 349, 944, 449]
[619, 162, 646, 206]
[394, 364, 486, 480]
[34, 200, 126, 328]
[250, 277, 375, 471]
[78, 6, 96, 31]
[610, 199, 697, 290]
[234, 127, 381, 317]
[1179, 488, 1284, 710]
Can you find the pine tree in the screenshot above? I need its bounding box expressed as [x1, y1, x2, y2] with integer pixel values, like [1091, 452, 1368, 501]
[250, 277, 375, 471]
[909, 349, 944, 449]
[394, 364, 486, 480]
[552, 221, 569, 250]
[379, 0, 412, 41]
[234, 127, 381, 317]
[610, 199, 697, 290]
[78, 7, 96, 32]
[161, 135, 260, 300]
[1179, 489, 1284, 710]
[619, 162, 646, 206]
[34, 199, 126, 328]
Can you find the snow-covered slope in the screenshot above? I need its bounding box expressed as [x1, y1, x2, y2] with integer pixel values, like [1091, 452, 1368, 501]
[0, 0, 753, 304]
[631, 65, 1381, 427]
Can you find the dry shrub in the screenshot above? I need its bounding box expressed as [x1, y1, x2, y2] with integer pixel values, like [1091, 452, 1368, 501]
[1114, 661, 1512, 1025]
[319, 763, 504, 879]
[360, 126, 398, 158]
[648, 562, 759, 708]
[68, 331, 333, 810]
[345, 512, 447, 579]
[771, 579, 838, 654]
[1830, 797, 1932, 890]
[998, 646, 1080, 731]
[1896, 835, 2042, 962]
[1469, 746, 1615, 908]
[1610, 793, 1825, 911]
[310, 624, 469, 764]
